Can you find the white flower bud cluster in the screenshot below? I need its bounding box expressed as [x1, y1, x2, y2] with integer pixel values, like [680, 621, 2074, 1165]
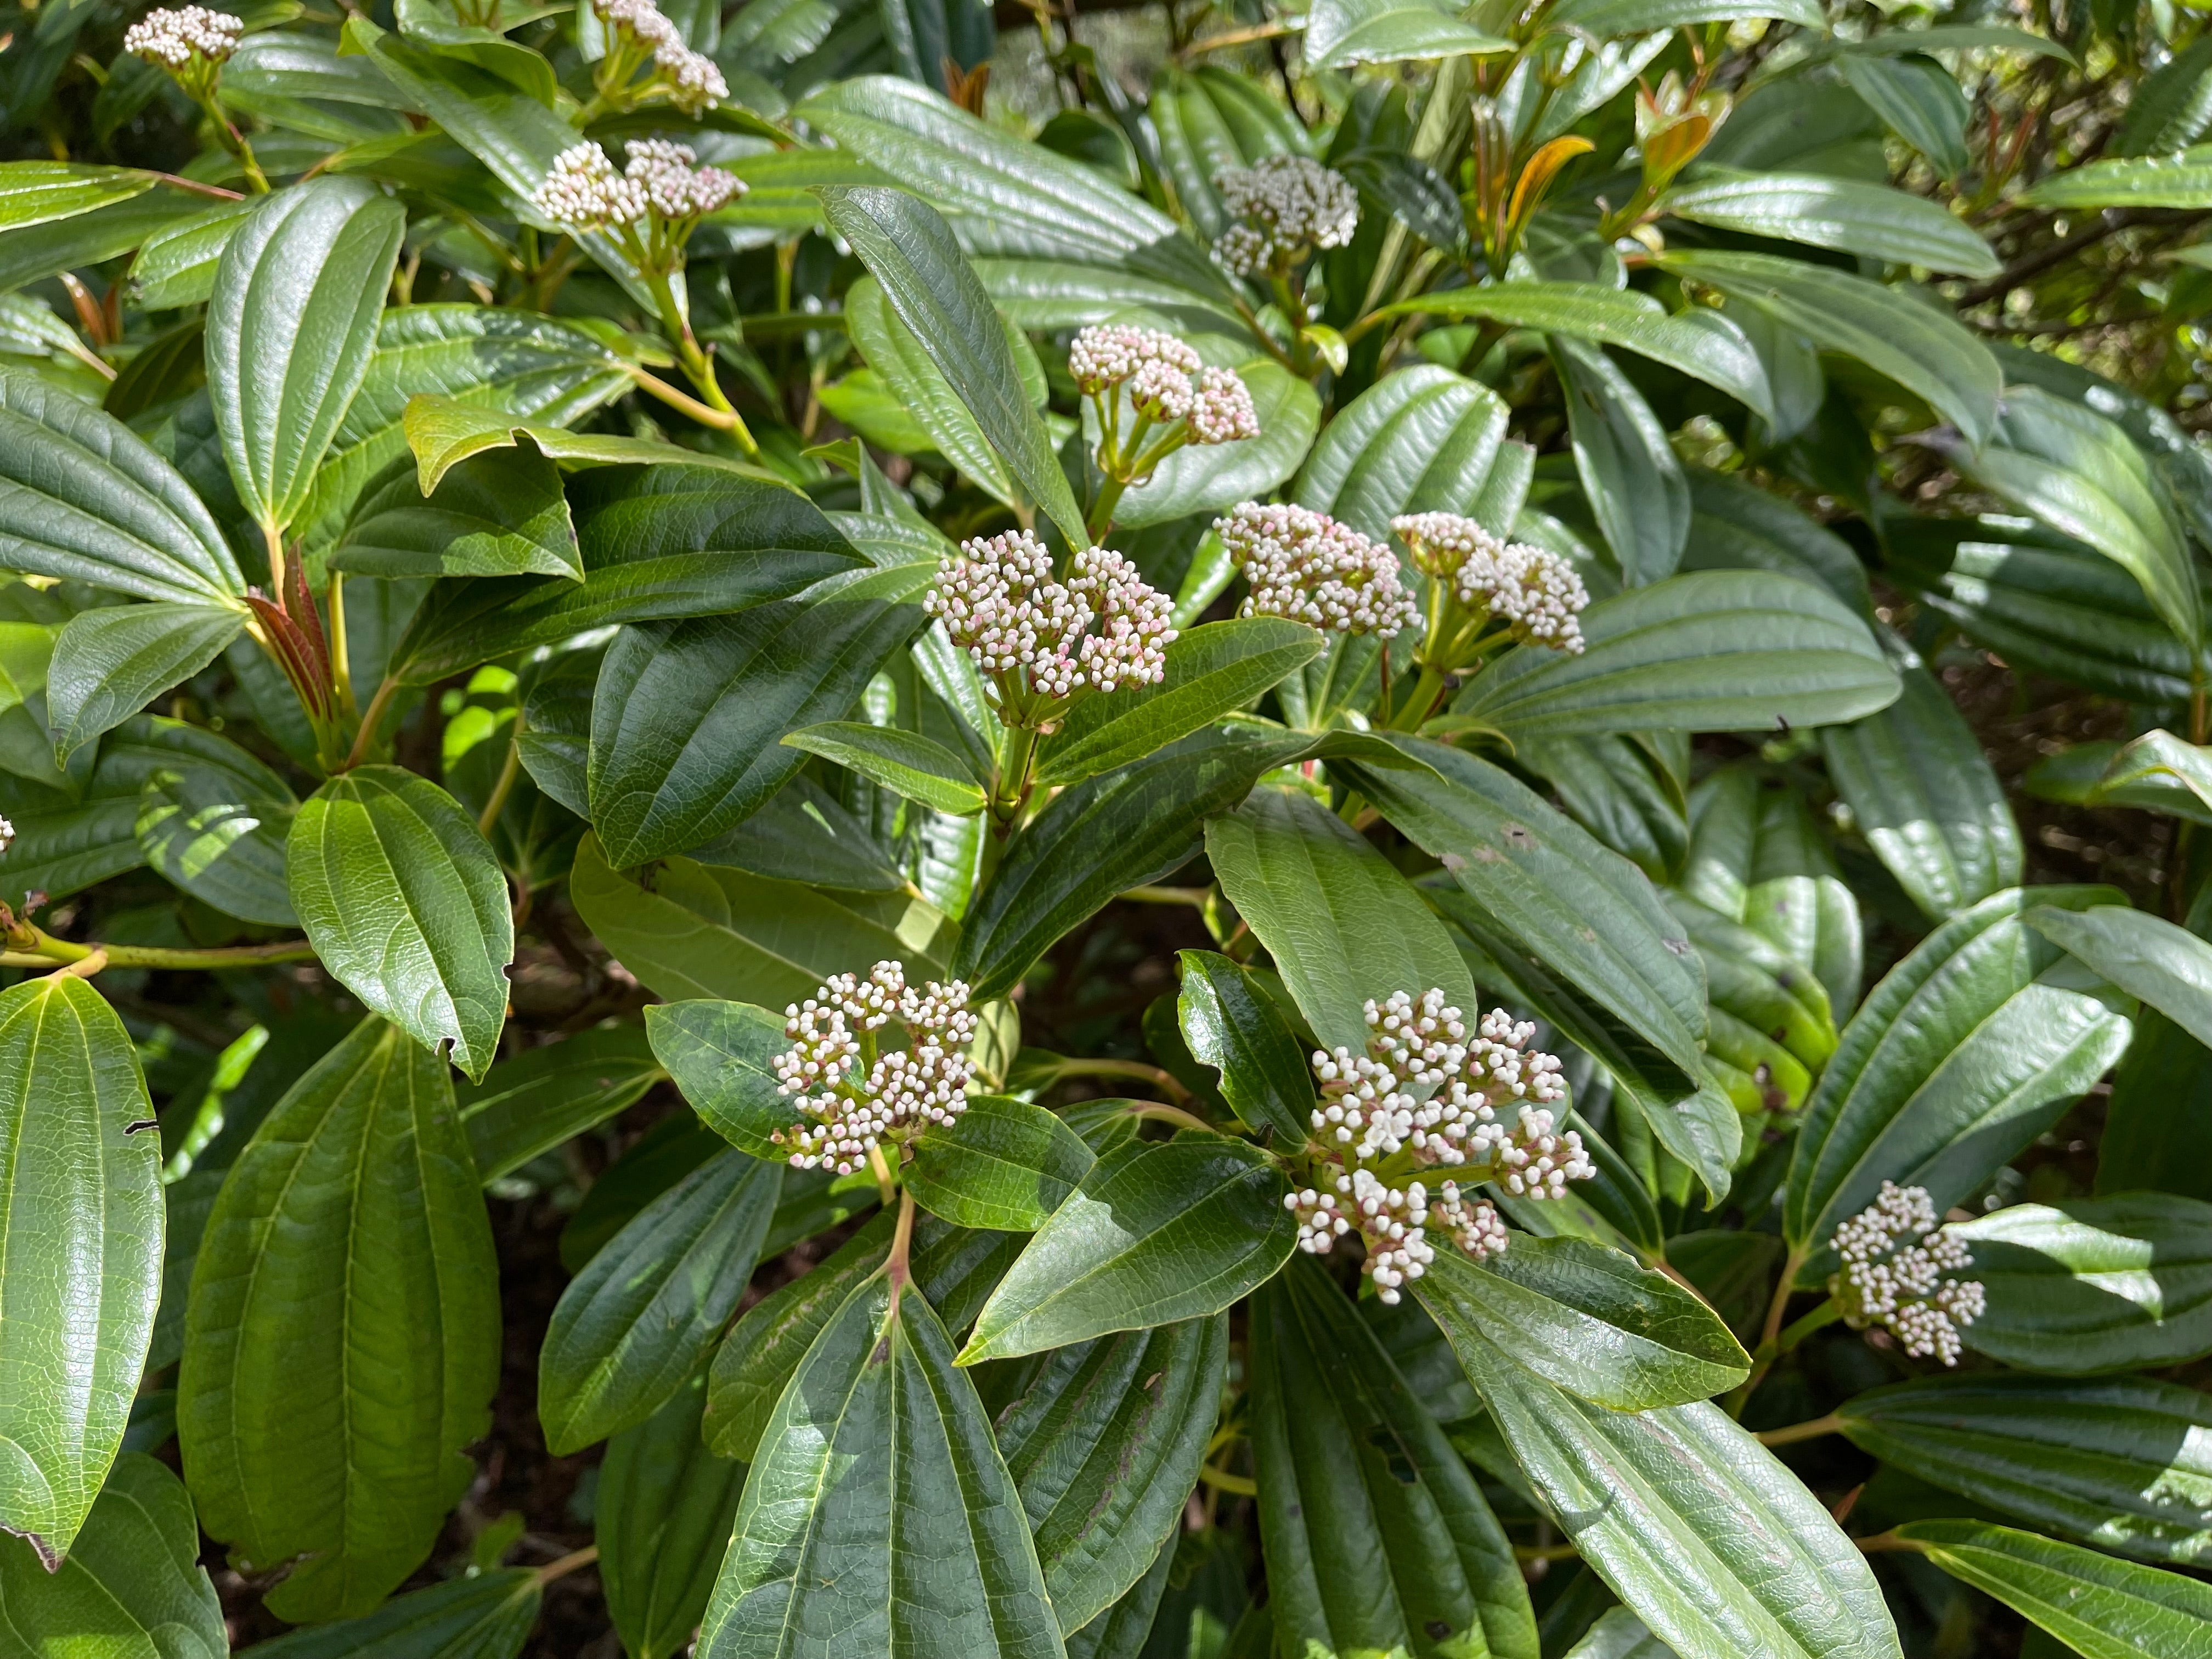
[592, 0, 727, 112]
[0, 815, 14, 855]
[924, 530, 1174, 713]
[1216, 501, 1419, 639]
[771, 961, 977, 1175]
[624, 138, 742, 219]
[125, 5, 242, 70]
[1189, 367, 1260, 444]
[1289, 989, 1587, 1303]
[1391, 512, 1590, 655]
[1066, 326, 1257, 450]
[1213, 156, 1360, 276]
[1829, 1182, 1985, 1367]
[533, 143, 647, 229]
[1069, 325, 1198, 394]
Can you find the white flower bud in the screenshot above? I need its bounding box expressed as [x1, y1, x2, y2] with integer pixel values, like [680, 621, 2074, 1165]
[1828, 1181, 1984, 1366]
[1212, 156, 1359, 276]
[772, 962, 977, 1172]
[125, 4, 242, 71]
[1216, 501, 1418, 639]
[1391, 512, 1589, 655]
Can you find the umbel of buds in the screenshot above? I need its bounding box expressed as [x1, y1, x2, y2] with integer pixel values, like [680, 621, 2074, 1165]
[1286, 989, 1588, 1304]
[1070, 325, 1257, 534]
[1213, 156, 1361, 279]
[1392, 512, 1589, 658]
[589, 0, 727, 114]
[926, 531, 1175, 728]
[1215, 502, 1419, 640]
[772, 962, 977, 1176]
[124, 4, 241, 83]
[1829, 1182, 1985, 1367]
[531, 140, 742, 272]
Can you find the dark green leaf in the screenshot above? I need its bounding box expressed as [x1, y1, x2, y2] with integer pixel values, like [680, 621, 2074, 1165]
[906, 1094, 1097, 1231]
[1894, 1519, 2212, 1659]
[1293, 364, 1513, 538]
[134, 720, 300, 926]
[127, 198, 255, 311]
[647, 998, 799, 1160]
[1175, 948, 1316, 1145]
[0, 160, 156, 230]
[1548, 0, 1822, 27]
[0, 1453, 224, 1655]
[2100, 1011, 2212, 1205]
[2026, 901, 2212, 1049]
[333, 443, 583, 580]
[783, 720, 986, 816]
[44, 600, 244, 760]
[1836, 54, 1971, 174]
[1663, 170, 1998, 275]
[1305, 0, 1509, 69]
[241, 1569, 541, 1658]
[2026, 144, 2212, 210]
[1109, 359, 1321, 529]
[600, 1373, 746, 1659]
[2119, 45, 2212, 157]
[456, 1025, 665, 1183]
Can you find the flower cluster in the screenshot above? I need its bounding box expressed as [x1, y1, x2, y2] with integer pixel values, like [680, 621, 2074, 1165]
[623, 138, 742, 218]
[1286, 989, 1588, 1303]
[1213, 156, 1360, 278]
[925, 531, 1175, 719]
[771, 962, 977, 1175]
[591, 0, 727, 114]
[1829, 1182, 1985, 1366]
[1070, 325, 1259, 459]
[533, 140, 741, 233]
[0, 815, 14, 856]
[125, 4, 241, 91]
[1215, 502, 1419, 639]
[1392, 512, 1590, 655]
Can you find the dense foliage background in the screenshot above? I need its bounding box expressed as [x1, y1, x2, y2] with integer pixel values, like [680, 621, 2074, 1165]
[4, 0, 2212, 1656]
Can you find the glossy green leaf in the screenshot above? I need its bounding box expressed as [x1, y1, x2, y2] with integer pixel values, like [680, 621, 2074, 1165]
[817, 184, 1086, 548]
[0, 975, 162, 1565]
[2100, 1009, 2212, 1205]
[333, 444, 583, 580]
[1656, 249, 2000, 447]
[575, 836, 952, 1007]
[1252, 1259, 1537, 1659]
[242, 1569, 542, 1658]
[1417, 1235, 1749, 1410]
[600, 1372, 746, 1659]
[1109, 359, 1321, 529]
[648, 999, 802, 1160]
[2114, 40, 2212, 156]
[1305, 0, 1507, 67]
[401, 393, 774, 495]
[0, 369, 247, 604]
[1554, 336, 1692, 584]
[1563, 1609, 1678, 1659]
[134, 721, 300, 926]
[907, 1095, 1097, 1231]
[1452, 570, 1899, 742]
[784, 720, 986, 816]
[1685, 469, 1873, 618]
[1449, 1331, 1903, 1659]
[44, 599, 245, 760]
[960, 1131, 1295, 1363]
[126, 198, 255, 311]
[0, 160, 157, 231]
[2026, 728, 2212, 825]
[540, 1147, 781, 1453]
[1836, 54, 1971, 174]
[1548, 0, 1821, 27]
[1663, 170, 1998, 275]
[1894, 1519, 2212, 1659]
[1035, 619, 1319, 788]
[1521, 732, 1688, 883]
[1293, 364, 1513, 538]
[1821, 660, 2021, 921]
[0, 1453, 224, 1658]
[1948, 1194, 2212, 1374]
[2022, 143, 2212, 209]
[1785, 887, 2137, 1258]
[1205, 784, 1475, 1054]
[206, 177, 406, 535]
[697, 1268, 1063, 1659]
[178, 1017, 500, 1621]
[1838, 1373, 2212, 1565]
[2026, 901, 2212, 1048]
[289, 766, 514, 1083]
[1175, 948, 1316, 1145]
[992, 1314, 1227, 1632]
[456, 1025, 665, 1183]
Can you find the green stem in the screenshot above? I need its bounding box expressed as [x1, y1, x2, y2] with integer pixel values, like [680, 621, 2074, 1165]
[1, 931, 318, 972]
[1087, 474, 1128, 541]
[1125, 1101, 1217, 1134]
[478, 712, 526, 838]
[345, 675, 402, 771]
[1754, 1412, 1844, 1449]
[991, 722, 1041, 830]
[1051, 1058, 1195, 1105]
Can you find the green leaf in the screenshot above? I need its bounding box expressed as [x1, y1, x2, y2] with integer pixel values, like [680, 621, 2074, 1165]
[1663, 170, 1999, 275]
[991, 1314, 1228, 1632]
[697, 1269, 1063, 1659]
[0, 189, 213, 296]
[456, 1025, 665, 1183]
[1894, 1519, 2212, 1659]
[1451, 570, 1899, 743]
[2026, 902, 2212, 1050]
[540, 1148, 782, 1453]
[647, 999, 805, 1160]
[906, 1095, 1097, 1231]
[960, 1131, 1295, 1363]
[1839, 1373, 2212, 1565]
[44, 600, 245, 760]
[288, 765, 516, 1083]
[2100, 1011, 2212, 1206]
[1936, 386, 2202, 648]
[2027, 729, 2212, 825]
[400, 393, 774, 494]
[1418, 1234, 1750, 1412]
[134, 721, 300, 927]
[2022, 143, 2212, 210]
[1548, 0, 1822, 28]
[1447, 1330, 1903, 1659]
[1205, 784, 1476, 1054]
[1251, 1258, 1538, 1659]
[784, 720, 987, 816]
[206, 177, 407, 536]
[589, 597, 924, 868]
[0, 160, 157, 231]
[574, 836, 952, 1007]
[1376, 286, 1777, 428]
[816, 184, 1086, 548]
[1035, 618, 1319, 788]
[1655, 249, 2000, 447]
[1785, 887, 2137, 1259]
[1108, 359, 1321, 529]
[1836, 54, 1971, 174]
[0, 975, 162, 1565]
[1305, 0, 1508, 67]
[240, 1569, 542, 1658]
[127, 198, 255, 311]
[1175, 948, 1316, 1145]
[333, 443, 583, 580]
[1946, 1194, 2212, 1375]
[1292, 364, 1513, 539]
[0, 1453, 224, 1657]
[1553, 338, 1690, 585]
[1564, 1610, 1678, 1659]
[2116, 40, 2212, 156]
[1821, 659, 2021, 921]
[177, 1017, 500, 1621]
[0, 368, 247, 604]
[1521, 732, 1688, 883]
[600, 1373, 746, 1659]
